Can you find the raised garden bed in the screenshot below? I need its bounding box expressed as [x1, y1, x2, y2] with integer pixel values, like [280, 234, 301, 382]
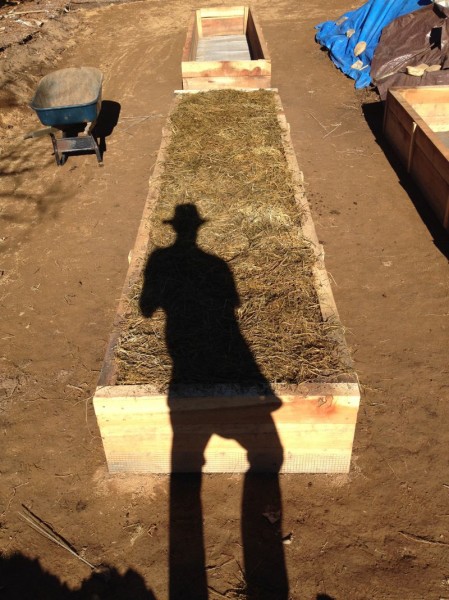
[181, 6, 271, 90]
[384, 86, 449, 231]
[93, 90, 360, 473]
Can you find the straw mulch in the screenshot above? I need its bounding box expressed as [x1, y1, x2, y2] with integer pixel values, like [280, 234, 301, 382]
[115, 90, 349, 390]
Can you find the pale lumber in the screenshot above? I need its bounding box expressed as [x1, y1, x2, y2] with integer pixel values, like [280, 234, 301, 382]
[182, 76, 271, 91]
[243, 6, 249, 32]
[181, 6, 271, 90]
[94, 382, 360, 404]
[181, 59, 270, 78]
[93, 91, 360, 473]
[196, 35, 251, 62]
[199, 6, 246, 19]
[401, 85, 449, 104]
[99, 435, 355, 459]
[174, 88, 279, 94]
[201, 16, 244, 38]
[195, 9, 202, 39]
[99, 435, 354, 474]
[385, 88, 449, 231]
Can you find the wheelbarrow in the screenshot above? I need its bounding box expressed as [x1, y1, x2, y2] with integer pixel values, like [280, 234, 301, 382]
[25, 67, 104, 166]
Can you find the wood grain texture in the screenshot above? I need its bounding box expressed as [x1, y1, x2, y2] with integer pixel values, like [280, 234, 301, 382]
[384, 87, 449, 231]
[182, 75, 271, 90]
[384, 91, 416, 168]
[94, 385, 359, 473]
[201, 16, 244, 38]
[181, 59, 270, 78]
[411, 126, 449, 223]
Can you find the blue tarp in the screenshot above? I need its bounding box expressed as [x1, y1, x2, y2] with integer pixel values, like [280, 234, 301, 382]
[315, 0, 432, 88]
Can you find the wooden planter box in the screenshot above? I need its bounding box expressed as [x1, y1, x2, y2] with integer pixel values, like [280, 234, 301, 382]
[384, 86, 449, 231]
[93, 92, 360, 474]
[181, 6, 271, 90]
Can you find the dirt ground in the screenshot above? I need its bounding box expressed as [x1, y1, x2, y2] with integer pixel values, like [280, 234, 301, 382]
[1, 1, 449, 598]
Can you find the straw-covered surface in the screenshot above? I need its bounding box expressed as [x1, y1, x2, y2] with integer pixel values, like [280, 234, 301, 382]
[115, 90, 349, 390]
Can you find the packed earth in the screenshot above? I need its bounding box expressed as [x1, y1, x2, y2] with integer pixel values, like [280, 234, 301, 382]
[1, 1, 449, 599]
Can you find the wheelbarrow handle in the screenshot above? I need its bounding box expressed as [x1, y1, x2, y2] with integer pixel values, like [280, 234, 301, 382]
[24, 126, 58, 140]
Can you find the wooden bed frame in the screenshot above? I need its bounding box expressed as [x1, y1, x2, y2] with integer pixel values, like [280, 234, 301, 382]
[181, 6, 271, 90]
[93, 91, 360, 474]
[384, 86, 449, 231]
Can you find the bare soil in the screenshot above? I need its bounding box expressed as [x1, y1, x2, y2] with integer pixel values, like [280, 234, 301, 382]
[1, 1, 449, 599]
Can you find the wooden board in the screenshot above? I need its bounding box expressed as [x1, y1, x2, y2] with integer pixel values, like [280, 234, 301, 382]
[384, 86, 449, 230]
[181, 6, 271, 90]
[94, 383, 359, 473]
[93, 91, 360, 474]
[196, 35, 251, 62]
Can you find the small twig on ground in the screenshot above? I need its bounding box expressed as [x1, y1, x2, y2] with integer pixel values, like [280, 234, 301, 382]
[399, 531, 449, 546]
[120, 114, 164, 120]
[206, 556, 234, 572]
[4, 9, 50, 16]
[322, 123, 342, 139]
[7, 381, 18, 398]
[19, 505, 97, 569]
[67, 384, 84, 392]
[0, 482, 28, 517]
[208, 586, 229, 599]
[374, 448, 398, 479]
[119, 114, 164, 135]
[308, 111, 327, 131]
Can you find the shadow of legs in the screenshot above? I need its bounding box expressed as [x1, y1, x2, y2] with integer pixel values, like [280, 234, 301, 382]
[242, 440, 288, 600]
[169, 421, 209, 600]
[169, 472, 207, 600]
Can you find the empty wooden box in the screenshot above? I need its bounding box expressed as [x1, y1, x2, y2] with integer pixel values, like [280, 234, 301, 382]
[181, 6, 271, 90]
[384, 86, 449, 231]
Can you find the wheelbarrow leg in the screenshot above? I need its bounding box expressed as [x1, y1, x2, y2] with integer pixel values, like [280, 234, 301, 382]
[50, 133, 65, 166]
[92, 136, 103, 165]
[50, 129, 101, 166]
[85, 120, 103, 166]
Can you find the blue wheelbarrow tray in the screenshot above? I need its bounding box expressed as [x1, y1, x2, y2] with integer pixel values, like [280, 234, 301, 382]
[29, 67, 104, 166]
[31, 66, 103, 127]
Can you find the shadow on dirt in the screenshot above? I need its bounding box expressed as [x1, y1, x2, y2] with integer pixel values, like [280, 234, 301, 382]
[0, 142, 77, 254]
[0, 100, 120, 253]
[363, 100, 449, 262]
[0, 140, 69, 206]
[0, 552, 157, 599]
[93, 99, 121, 157]
[0, 144, 69, 213]
[139, 204, 288, 600]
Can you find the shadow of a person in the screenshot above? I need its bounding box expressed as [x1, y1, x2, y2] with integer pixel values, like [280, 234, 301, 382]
[139, 204, 288, 600]
[0, 552, 157, 600]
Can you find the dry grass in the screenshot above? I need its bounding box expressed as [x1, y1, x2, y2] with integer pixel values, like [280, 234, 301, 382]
[115, 90, 349, 390]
